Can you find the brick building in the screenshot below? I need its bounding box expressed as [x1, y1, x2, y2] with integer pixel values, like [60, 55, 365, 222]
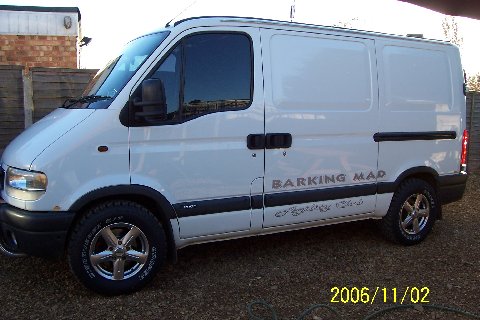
[0, 5, 82, 68]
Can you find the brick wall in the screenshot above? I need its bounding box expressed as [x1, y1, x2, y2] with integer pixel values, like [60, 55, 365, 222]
[0, 34, 77, 68]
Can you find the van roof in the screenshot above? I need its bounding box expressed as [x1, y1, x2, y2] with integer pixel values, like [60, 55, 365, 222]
[163, 16, 451, 46]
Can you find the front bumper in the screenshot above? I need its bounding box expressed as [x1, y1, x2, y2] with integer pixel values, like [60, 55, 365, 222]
[0, 202, 75, 258]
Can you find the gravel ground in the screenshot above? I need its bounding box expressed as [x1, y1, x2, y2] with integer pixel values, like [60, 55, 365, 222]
[1, 175, 479, 320]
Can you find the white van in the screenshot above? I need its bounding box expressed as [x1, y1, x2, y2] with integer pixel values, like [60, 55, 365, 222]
[0, 17, 468, 294]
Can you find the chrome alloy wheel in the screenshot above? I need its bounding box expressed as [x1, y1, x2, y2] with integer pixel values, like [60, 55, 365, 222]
[89, 223, 149, 280]
[399, 193, 430, 235]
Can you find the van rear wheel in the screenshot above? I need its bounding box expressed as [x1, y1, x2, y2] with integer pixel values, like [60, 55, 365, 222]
[68, 201, 166, 295]
[380, 178, 438, 245]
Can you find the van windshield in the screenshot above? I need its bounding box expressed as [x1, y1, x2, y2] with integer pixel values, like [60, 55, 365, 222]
[69, 31, 169, 109]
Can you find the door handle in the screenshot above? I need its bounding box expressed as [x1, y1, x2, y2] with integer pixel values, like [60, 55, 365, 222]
[266, 133, 292, 149]
[247, 133, 292, 150]
[247, 134, 265, 150]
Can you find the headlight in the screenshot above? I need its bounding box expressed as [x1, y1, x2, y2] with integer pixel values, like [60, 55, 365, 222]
[6, 167, 47, 201]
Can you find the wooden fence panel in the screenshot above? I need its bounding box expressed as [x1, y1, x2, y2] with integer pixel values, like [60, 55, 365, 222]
[0, 67, 97, 157]
[31, 67, 97, 121]
[466, 92, 480, 173]
[0, 65, 24, 156]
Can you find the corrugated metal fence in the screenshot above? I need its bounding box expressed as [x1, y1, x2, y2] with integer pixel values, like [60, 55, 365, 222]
[0, 64, 479, 173]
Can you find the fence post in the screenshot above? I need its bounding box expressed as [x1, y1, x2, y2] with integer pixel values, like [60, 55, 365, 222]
[22, 67, 34, 128]
[469, 92, 475, 133]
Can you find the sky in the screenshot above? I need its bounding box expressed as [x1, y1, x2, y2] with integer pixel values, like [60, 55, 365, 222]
[3, 0, 480, 76]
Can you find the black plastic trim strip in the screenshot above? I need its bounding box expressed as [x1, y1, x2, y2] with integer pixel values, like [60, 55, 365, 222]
[438, 174, 467, 205]
[264, 184, 377, 208]
[376, 166, 465, 195]
[376, 166, 440, 194]
[174, 196, 251, 218]
[251, 195, 263, 209]
[376, 181, 396, 194]
[0, 203, 74, 258]
[373, 131, 456, 142]
[438, 173, 468, 187]
[176, 184, 379, 216]
[70, 185, 177, 220]
[0, 167, 4, 193]
[0, 203, 75, 232]
[174, 172, 467, 218]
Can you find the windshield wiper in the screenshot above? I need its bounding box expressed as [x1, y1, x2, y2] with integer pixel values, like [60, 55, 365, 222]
[62, 95, 112, 108]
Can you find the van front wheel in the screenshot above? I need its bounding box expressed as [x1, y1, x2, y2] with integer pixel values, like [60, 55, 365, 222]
[68, 201, 166, 295]
[380, 178, 438, 245]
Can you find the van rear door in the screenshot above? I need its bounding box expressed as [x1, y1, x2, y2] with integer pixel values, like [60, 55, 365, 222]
[375, 40, 464, 181]
[260, 29, 379, 228]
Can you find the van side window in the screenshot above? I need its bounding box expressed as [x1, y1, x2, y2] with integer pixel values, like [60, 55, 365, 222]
[131, 33, 252, 126]
[182, 33, 252, 120]
[152, 45, 182, 120]
[131, 45, 182, 124]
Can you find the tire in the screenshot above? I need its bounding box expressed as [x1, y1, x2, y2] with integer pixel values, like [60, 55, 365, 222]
[68, 201, 167, 295]
[380, 178, 439, 245]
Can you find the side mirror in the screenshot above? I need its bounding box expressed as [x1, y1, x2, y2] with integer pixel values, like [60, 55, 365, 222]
[134, 78, 166, 107]
[132, 78, 167, 123]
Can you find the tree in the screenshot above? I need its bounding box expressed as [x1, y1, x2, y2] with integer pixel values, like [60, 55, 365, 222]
[333, 17, 359, 29]
[440, 17, 478, 91]
[442, 16, 463, 47]
[467, 73, 480, 92]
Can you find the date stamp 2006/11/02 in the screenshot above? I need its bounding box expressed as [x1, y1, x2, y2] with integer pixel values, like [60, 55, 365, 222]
[330, 287, 430, 304]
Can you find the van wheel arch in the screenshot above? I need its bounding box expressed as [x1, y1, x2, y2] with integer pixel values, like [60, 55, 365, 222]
[67, 200, 167, 294]
[384, 167, 442, 219]
[380, 177, 439, 245]
[67, 185, 177, 263]
[396, 166, 439, 186]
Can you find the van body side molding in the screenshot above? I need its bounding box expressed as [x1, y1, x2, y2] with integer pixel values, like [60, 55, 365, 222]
[265, 184, 377, 208]
[373, 131, 457, 142]
[174, 196, 251, 218]
[175, 184, 377, 217]
[175, 172, 467, 218]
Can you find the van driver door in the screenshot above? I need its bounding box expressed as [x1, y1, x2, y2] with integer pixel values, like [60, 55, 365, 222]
[128, 27, 265, 239]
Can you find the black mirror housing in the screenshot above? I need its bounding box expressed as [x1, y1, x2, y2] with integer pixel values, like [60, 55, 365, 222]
[132, 78, 166, 108]
[141, 78, 166, 105]
[130, 78, 167, 125]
